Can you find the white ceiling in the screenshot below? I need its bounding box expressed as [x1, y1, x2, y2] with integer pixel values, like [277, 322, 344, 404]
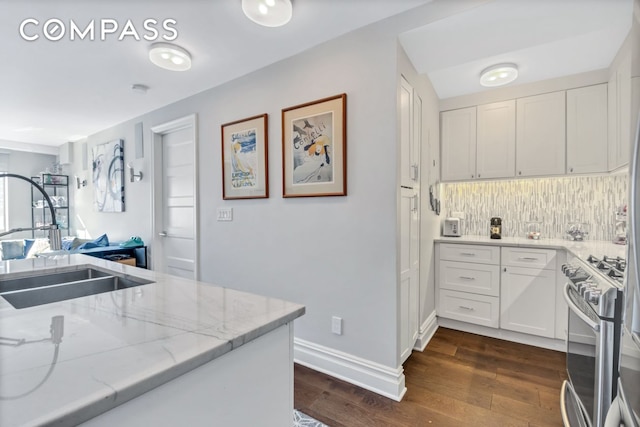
[399, 0, 633, 99]
[0, 0, 634, 149]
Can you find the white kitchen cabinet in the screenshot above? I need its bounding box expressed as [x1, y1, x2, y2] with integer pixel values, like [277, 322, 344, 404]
[516, 91, 566, 177]
[438, 243, 500, 265]
[400, 76, 421, 188]
[476, 100, 516, 179]
[500, 247, 557, 338]
[399, 187, 419, 363]
[436, 243, 499, 328]
[441, 107, 476, 181]
[399, 75, 421, 363]
[608, 53, 632, 171]
[567, 84, 608, 174]
[438, 289, 499, 328]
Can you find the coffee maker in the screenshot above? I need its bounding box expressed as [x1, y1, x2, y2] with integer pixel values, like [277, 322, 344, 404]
[490, 217, 502, 239]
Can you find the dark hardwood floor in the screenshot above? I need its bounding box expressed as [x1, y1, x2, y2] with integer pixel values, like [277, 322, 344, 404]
[294, 327, 568, 426]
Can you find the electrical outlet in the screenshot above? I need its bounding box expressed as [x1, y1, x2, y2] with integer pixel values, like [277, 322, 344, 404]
[217, 207, 233, 221]
[331, 316, 343, 335]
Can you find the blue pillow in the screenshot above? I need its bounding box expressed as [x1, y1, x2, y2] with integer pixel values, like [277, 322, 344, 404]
[23, 239, 36, 256]
[1, 240, 25, 260]
[77, 234, 109, 250]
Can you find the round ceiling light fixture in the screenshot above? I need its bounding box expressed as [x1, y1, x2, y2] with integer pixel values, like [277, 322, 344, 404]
[480, 63, 518, 87]
[148, 43, 192, 71]
[242, 0, 293, 27]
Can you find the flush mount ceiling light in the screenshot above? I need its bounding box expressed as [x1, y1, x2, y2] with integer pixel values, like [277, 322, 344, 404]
[480, 63, 518, 87]
[148, 43, 192, 71]
[242, 0, 292, 27]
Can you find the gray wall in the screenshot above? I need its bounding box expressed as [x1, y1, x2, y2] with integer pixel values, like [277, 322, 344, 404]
[70, 14, 404, 369]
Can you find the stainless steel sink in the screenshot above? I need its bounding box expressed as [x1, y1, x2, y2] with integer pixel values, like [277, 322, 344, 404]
[0, 267, 153, 309]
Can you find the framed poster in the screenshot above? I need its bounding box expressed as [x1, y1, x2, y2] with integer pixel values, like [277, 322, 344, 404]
[281, 93, 346, 197]
[92, 139, 124, 212]
[221, 114, 269, 199]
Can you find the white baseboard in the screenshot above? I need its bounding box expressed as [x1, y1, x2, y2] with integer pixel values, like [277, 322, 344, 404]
[294, 338, 406, 402]
[437, 318, 566, 352]
[413, 310, 438, 352]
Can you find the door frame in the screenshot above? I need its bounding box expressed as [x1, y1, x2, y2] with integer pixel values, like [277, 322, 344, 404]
[150, 114, 199, 279]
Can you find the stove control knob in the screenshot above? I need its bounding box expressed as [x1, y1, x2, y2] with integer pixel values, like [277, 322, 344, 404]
[561, 263, 571, 274]
[586, 289, 602, 305]
[579, 282, 596, 296]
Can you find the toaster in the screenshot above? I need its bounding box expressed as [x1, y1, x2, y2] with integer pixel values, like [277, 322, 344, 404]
[443, 218, 462, 237]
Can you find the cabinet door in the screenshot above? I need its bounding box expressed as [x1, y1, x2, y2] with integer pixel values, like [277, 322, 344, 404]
[441, 107, 476, 181]
[516, 92, 566, 177]
[400, 77, 414, 188]
[567, 84, 608, 174]
[476, 100, 516, 179]
[609, 53, 632, 170]
[501, 266, 556, 338]
[399, 186, 419, 362]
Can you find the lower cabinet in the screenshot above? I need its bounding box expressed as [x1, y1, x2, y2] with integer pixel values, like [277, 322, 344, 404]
[438, 289, 499, 328]
[436, 243, 559, 341]
[500, 266, 556, 338]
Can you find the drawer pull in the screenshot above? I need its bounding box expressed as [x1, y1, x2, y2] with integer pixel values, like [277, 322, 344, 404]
[459, 276, 475, 281]
[458, 305, 475, 311]
[518, 257, 539, 261]
[460, 252, 476, 256]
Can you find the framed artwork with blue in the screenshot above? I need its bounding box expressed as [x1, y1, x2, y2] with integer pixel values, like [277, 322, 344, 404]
[92, 139, 124, 212]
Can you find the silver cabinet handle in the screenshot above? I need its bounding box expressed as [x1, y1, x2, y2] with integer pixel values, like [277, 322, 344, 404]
[460, 252, 476, 256]
[159, 231, 167, 237]
[459, 276, 475, 280]
[518, 257, 539, 261]
[458, 306, 475, 311]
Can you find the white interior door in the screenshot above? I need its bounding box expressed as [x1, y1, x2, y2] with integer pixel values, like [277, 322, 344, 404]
[151, 116, 198, 279]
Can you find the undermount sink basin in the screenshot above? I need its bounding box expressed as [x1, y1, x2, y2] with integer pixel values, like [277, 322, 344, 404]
[0, 266, 153, 309]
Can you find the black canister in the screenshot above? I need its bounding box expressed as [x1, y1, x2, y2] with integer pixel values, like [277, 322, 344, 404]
[490, 217, 502, 239]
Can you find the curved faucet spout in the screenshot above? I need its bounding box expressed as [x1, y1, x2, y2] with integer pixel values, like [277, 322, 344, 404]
[0, 173, 61, 250]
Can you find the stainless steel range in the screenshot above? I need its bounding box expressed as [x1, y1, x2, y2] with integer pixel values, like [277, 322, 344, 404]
[560, 253, 624, 427]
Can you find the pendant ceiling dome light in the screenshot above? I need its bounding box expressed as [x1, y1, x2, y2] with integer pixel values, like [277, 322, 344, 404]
[480, 63, 518, 87]
[242, 0, 293, 27]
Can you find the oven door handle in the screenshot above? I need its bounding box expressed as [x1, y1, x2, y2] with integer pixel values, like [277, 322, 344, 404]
[564, 283, 600, 332]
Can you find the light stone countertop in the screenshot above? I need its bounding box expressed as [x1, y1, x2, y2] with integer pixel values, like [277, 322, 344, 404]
[0, 255, 305, 427]
[434, 235, 627, 262]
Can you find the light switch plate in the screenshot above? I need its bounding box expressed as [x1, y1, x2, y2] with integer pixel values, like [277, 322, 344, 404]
[217, 207, 233, 221]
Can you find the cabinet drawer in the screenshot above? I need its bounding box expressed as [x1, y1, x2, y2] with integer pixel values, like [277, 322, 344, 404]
[501, 247, 556, 270]
[439, 260, 500, 296]
[437, 289, 499, 328]
[438, 244, 500, 265]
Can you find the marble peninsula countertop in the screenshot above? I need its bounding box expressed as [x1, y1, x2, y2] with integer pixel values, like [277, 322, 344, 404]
[434, 235, 627, 262]
[0, 255, 305, 427]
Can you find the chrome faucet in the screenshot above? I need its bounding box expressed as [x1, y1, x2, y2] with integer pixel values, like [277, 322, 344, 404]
[0, 173, 62, 250]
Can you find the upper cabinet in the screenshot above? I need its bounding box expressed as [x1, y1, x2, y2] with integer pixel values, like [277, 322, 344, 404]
[441, 106, 476, 181]
[400, 76, 421, 188]
[567, 84, 608, 174]
[476, 100, 516, 179]
[516, 91, 566, 177]
[440, 81, 616, 182]
[609, 53, 632, 171]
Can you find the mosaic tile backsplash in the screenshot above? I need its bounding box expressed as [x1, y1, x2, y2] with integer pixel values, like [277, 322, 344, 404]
[442, 175, 628, 241]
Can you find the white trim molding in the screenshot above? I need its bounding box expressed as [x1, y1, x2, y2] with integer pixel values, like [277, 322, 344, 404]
[294, 338, 407, 401]
[413, 310, 438, 352]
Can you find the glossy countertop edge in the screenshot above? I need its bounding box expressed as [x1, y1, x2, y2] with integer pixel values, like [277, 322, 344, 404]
[434, 235, 627, 260]
[0, 254, 305, 427]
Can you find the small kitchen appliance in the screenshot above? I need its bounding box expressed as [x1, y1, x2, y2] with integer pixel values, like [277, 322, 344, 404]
[442, 218, 461, 237]
[490, 217, 502, 239]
